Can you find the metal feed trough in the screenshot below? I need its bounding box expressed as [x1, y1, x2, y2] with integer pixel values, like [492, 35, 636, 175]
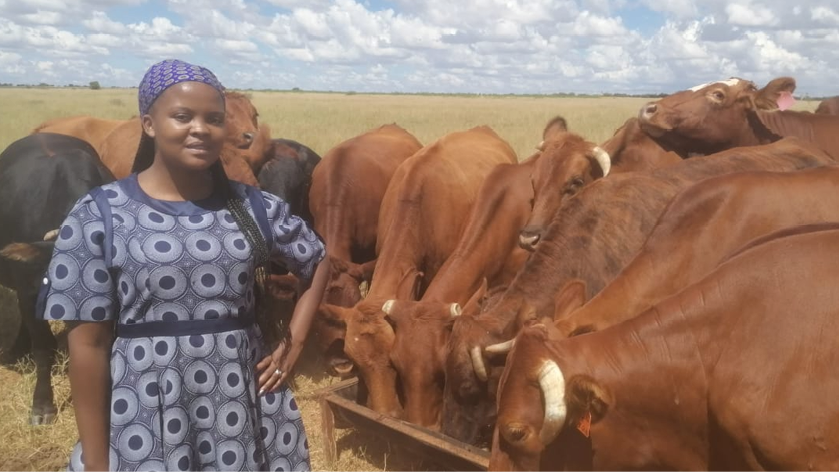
[316, 377, 490, 471]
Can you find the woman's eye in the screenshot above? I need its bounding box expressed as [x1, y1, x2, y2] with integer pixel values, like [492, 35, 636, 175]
[175, 114, 190, 122]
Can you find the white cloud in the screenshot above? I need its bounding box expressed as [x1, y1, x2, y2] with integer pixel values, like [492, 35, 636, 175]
[726, 1, 777, 27]
[0, 0, 837, 96]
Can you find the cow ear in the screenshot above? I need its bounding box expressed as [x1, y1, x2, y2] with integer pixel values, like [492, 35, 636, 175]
[330, 257, 349, 277]
[554, 280, 587, 322]
[463, 278, 489, 315]
[318, 303, 349, 325]
[542, 116, 568, 141]
[565, 374, 611, 425]
[754, 77, 796, 110]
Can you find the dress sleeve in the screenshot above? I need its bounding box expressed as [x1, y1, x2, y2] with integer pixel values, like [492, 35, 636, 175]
[37, 194, 118, 322]
[260, 191, 325, 282]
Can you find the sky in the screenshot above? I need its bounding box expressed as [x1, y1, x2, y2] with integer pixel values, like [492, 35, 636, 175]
[1, 0, 838, 96]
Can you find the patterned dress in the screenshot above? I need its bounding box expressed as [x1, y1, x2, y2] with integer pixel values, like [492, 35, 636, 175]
[38, 174, 325, 471]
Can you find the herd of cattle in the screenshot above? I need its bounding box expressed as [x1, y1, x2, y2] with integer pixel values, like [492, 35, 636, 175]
[1, 76, 839, 470]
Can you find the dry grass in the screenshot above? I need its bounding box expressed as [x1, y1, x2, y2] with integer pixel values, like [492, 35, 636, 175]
[0, 88, 821, 470]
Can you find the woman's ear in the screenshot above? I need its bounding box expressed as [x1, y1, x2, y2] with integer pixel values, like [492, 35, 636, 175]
[142, 114, 155, 138]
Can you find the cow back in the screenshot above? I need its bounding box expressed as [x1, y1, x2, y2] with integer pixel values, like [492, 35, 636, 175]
[371, 126, 517, 301]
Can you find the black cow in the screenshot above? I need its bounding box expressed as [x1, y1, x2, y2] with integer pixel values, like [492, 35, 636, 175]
[0, 133, 115, 425]
[257, 138, 321, 227]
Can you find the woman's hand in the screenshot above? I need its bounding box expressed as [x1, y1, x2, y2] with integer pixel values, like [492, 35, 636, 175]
[255, 340, 304, 395]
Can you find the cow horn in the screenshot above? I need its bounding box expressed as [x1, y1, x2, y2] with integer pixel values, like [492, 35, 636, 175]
[359, 280, 369, 299]
[537, 359, 567, 445]
[592, 146, 611, 177]
[43, 229, 59, 241]
[382, 299, 396, 315]
[485, 339, 514, 354]
[536, 140, 545, 151]
[450, 303, 462, 317]
[470, 346, 488, 382]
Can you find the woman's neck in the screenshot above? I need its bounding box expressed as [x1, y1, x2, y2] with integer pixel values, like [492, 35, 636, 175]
[138, 160, 215, 202]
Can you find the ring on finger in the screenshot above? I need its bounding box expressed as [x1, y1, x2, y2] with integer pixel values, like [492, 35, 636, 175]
[274, 368, 283, 376]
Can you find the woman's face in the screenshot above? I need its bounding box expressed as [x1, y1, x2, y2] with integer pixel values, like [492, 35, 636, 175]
[143, 81, 226, 172]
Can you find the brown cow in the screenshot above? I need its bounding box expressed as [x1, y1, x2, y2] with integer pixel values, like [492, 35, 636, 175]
[384, 157, 536, 429]
[520, 121, 688, 251]
[815, 96, 839, 115]
[551, 163, 839, 338]
[308, 124, 423, 376]
[441, 137, 833, 446]
[491, 226, 839, 471]
[639, 77, 839, 159]
[31, 116, 126, 157]
[520, 134, 610, 251]
[319, 126, 517, 417]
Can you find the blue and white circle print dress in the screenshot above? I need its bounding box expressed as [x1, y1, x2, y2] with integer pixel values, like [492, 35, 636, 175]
[38, 174, 325, 471]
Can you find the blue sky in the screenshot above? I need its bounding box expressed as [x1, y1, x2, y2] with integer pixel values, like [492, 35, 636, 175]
[1, 0, 837, 95]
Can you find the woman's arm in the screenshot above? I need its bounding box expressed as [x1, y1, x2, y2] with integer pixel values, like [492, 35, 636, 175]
[257, 254, 330, 394]
[67, 321, 114, 471]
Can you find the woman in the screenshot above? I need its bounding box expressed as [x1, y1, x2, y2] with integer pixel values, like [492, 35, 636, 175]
[38, 59, 328, 471]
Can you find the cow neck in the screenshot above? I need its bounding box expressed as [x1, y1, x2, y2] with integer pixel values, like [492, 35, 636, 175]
[550, 301, 714, 469]
[424, 165, 532, 305]
[484, 174, 669, 339]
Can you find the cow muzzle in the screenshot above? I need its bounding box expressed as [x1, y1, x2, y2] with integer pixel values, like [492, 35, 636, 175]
[518, 231, 541, 251]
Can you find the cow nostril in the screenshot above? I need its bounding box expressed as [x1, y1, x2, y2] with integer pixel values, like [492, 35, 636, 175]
[518, 232, 541, 251]
[644, 104, 657, 116]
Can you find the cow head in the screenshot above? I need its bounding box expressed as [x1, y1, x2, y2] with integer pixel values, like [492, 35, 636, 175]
[491, 325, 611, 471]
[384, 298, 462, 429]
[638, 77, 797, 156]
[520, 134, 610, 251]
[310, 259, 376, 376]
[223, 91, 260, 149]
[442, 291, 529, 446]
[313, 303, 353, 377]
[219, 92, 272, 181]
[324, 258, 375, 308]
[323, 301, 403, 417]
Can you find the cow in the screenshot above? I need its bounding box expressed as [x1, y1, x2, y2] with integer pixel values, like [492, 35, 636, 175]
[318, 126, 517, 417]
[307, 124, 422, 377]
[491, 225, 839, 471]
[550, 163, 839, 338]
[441, 137, 833, 446]
[31, 116, 126, 158]
[815, 96, 839, 115]
[50, 91, 267, 185]
[0, 133, 115, 425]
[258, 138, 323, 227]
[638, 77, 839, 159]
[383, 155, 536, 429]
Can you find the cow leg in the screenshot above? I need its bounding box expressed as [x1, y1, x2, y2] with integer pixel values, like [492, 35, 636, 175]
[18, 291, 57, 425]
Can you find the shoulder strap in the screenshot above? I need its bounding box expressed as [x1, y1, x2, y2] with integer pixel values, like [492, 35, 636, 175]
[89, 187, 114, 268]
[245, 186, 274, 254]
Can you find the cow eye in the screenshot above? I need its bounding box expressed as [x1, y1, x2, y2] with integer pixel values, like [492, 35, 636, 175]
[711, 90, 725, 101]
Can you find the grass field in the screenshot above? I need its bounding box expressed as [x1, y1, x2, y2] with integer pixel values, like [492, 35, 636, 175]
[0, 88, 820, 471]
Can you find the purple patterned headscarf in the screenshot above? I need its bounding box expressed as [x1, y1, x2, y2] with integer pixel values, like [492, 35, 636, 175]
[137, 59, 225, 116]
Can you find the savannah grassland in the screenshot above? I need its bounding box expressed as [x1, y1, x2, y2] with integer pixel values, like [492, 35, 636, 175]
[0, 87, 820, 471]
